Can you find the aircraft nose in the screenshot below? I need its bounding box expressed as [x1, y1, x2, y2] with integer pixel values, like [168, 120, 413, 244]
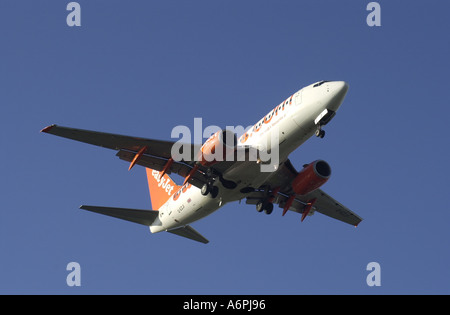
[326, 81, 349, 111]
[333, 81, 349, 93]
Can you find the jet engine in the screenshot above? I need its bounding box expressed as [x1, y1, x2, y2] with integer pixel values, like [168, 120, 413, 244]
[292, 160, 331, 195]
[197, 129, 237, 166]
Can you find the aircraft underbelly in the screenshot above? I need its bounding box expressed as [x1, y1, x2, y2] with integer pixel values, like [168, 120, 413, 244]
[159, 187, 223, 230]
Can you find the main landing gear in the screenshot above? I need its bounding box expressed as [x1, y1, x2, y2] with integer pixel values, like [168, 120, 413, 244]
[200, 167, 237, 199]
[201, 181, 219, 199]
[255, 186, 278, 215]
[256, 200, 274, 215]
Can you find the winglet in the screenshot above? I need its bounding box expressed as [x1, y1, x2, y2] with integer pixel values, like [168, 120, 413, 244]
[40, 124, 56, 133]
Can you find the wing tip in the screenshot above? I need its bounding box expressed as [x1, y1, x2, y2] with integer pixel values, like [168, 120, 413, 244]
[354, 218, 363, 228]
[40, 124, 56, 133]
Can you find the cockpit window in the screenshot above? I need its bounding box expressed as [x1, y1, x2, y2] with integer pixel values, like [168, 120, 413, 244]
[313, 80, 330, 87]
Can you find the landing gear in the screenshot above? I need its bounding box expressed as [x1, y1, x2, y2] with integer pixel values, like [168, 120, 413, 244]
[201, 182, 219, 198]
[265, 203, 274, 215]
[200, 168, 236, 199]
[256, 200, 274, 215]
[256, 201, 264, 212]
[201, 183, 209, 196]
[210, 186, 219, 198]
[200, 168, 220, 199]
[255, 186, 277, 215]
[315, 128, 325, 138]
[314, 109, 335, 139]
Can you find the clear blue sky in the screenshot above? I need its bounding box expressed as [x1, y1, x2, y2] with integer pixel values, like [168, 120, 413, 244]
[1, 1, 449, 294]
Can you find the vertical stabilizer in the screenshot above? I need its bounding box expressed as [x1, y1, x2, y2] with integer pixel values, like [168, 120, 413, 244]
[145, 168, 180, 210]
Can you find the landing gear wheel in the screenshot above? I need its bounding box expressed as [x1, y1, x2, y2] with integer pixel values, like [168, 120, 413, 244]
[256, 201, 274, 214]
[210, 186, 219, 199]
[201, 183, 210, 196]
[202, 183, 219, 198]
[256, 201, 264, 213]
[315, 128, 325, 138]
[264, 203, 274, 215]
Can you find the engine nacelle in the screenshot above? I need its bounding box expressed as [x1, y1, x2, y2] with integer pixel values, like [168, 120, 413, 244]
[197, 129, 237, 166]
[292, 160, 331, 195]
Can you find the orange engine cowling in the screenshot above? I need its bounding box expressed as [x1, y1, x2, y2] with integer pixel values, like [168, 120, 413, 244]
[197, 129, 237, 166]
[292, 160, 331, 195]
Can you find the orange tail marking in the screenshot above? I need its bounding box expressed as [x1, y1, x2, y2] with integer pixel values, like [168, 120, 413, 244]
[145, 168, 180, 210]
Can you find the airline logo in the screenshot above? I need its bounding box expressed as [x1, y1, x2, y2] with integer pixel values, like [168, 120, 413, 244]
[239, 94, 294, 144]
[173, 182, 192, 201]
[151, 170, 175, 196]
[146, 168, 181, 210]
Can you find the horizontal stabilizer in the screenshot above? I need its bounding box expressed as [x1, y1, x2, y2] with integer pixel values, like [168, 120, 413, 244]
[79, 205, 159, 226]
[167, 225, 209, 244]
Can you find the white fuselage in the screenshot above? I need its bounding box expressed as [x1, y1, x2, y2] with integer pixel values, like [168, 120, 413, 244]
[150, 81, 349, 233]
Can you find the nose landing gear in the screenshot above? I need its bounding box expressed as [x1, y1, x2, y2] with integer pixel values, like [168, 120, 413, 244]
[315, 127, 325, 138]
[314, 108, 335, 139]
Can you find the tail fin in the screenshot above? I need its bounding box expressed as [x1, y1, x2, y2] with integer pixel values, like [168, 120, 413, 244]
[145, 168, 180, 210]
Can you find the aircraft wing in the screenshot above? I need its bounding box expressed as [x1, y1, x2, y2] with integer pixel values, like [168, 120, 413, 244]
[41, 125, 262, 190]
[41, 124, 196, 161]
[245, 159, 362, 226]
[299, 189, 362, 226]
[41, 124, 210, 187]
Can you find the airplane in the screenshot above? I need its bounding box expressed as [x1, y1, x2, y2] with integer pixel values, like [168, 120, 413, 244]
[41, 80, 362, 244]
